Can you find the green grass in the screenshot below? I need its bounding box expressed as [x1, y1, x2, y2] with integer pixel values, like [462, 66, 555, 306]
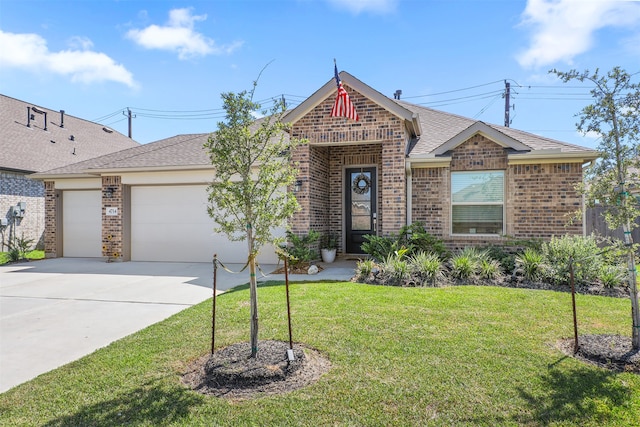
[0, 250, 45, 265]
[1, 281, 639, 426]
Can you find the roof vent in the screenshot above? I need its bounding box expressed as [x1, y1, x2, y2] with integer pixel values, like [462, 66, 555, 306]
[69, 135, 75, 141]
[102, 127, 113, 133]
[60, 110, 65, 128]
[393, 90, 402, 100]
[26, 107, 31, 127]
[31, 107, 48, 131]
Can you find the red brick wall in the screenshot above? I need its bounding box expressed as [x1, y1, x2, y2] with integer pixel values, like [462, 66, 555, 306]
[290, 84, 408, 251]
[44, 181, 57, 258]
[510, 162, 583, 238]
[102, 176, 123, 261]
[411, 134, 584, 249]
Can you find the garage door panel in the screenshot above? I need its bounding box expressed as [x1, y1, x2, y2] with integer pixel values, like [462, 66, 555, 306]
[62, 191, 102, 258]
[131, 185, 280, 264]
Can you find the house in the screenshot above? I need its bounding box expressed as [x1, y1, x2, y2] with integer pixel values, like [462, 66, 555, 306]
[31, 72, 598, 263]
[0, 94, 139, 251]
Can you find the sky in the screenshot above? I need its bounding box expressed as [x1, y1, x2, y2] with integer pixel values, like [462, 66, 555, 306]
[1, 0, 639, 149]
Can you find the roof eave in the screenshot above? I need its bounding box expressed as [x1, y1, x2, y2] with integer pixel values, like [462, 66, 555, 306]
[508, 151, 600, 165]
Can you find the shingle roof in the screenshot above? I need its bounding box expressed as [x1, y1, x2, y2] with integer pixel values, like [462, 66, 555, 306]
[1, 94, 139, 173]
[30, 83, 598, 179]
[31, 133, 212, 177]
[397, 101, 596, 156]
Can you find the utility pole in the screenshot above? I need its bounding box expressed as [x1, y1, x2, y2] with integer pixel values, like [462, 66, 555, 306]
[123, 108, 136, 139]
[504, 80, 511, 127]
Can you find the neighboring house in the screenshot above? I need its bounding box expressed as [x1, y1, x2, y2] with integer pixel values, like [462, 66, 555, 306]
[0, 94, 139, 251]
[31, 72, 598, 264]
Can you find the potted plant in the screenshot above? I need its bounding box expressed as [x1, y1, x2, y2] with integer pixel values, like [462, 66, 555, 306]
[321, 233, 338, 263]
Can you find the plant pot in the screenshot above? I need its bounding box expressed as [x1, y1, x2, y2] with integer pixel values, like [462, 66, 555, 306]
[321, 248, 336, 263]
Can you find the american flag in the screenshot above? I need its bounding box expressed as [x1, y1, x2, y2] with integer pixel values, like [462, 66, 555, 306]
[330, 64, 359, 121]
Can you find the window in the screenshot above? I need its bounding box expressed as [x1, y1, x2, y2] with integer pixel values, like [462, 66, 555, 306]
[451, 171, 504, 235]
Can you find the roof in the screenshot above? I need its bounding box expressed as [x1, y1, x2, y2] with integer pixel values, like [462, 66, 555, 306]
[1, 94, 139, 173]
[31, 133, 212, 178]
[397, 101, 597, 158]
[30, 72, 599, 178]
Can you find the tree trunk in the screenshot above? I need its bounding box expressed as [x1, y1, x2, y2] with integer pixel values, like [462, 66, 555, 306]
[247, 228, 259, 358]
[623, 221, 640, 349]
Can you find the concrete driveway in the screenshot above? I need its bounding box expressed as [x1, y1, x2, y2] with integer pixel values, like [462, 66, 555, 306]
[0, 258, 272, 393]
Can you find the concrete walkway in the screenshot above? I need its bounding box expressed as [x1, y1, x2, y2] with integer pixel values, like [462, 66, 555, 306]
[0, 257, 355, 393]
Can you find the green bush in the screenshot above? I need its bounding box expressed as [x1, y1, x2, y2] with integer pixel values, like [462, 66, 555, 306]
[409, 251, 445, 286]
[7, 235, 35, 261]
[355, 258, 376, 280]
[515, 248, 546, 282]
[449, 247, 484, 280]
[361, 234, 402, 262]
[479, 258, 503, 280]
[399, 223, 449, 260]
[362, 223, 447, 262]
[540, 235, 603, 286]
[285, 230, 320, 266]
[598, 264, 626, 288]
[382, 253, 410, 281]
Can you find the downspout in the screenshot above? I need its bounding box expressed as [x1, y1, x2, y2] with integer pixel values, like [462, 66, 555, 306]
[406, 159, 412, 227]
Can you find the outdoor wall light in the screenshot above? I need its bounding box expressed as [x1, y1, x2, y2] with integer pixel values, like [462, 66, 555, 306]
[294, 180, 303, 192]
[105, 187, 116, 198]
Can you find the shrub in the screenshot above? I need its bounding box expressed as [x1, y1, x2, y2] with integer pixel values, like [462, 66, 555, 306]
[399, 223, 449, 260]
[362, 223, 448, 262]
[598, 264, 626, 288]
[7, 235, 35, 262]
[355, 258, 376, 280]
[382, 253, 411, 282]
[515, 248, 546, 282]
[449, 247, 484, 280]
[479, 258, 503, 281]
[540, 235, 603, 286]
[409, 251, 445, 286]
[361, 235, 401, 262]
[285, 230, 320, 267]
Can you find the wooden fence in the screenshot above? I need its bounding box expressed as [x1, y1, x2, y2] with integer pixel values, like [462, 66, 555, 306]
[585, 206, 640, 242]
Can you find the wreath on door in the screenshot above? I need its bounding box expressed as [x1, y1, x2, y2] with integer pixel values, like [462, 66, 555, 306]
[352, 173, 371, 195]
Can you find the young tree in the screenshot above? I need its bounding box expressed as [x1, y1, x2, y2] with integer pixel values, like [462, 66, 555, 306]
[551, 66, 640, 348]
[204, 81, 303, 357]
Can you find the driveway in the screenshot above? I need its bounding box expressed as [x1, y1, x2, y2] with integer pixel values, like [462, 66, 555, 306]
[0, 258, 272, 393]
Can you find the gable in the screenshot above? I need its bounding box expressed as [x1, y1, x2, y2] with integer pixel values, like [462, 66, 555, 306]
[284, 71, 421, 144]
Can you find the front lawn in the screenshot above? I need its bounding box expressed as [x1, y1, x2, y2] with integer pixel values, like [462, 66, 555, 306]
[0, 250, 45, 265]
[1, 282, 639, 426]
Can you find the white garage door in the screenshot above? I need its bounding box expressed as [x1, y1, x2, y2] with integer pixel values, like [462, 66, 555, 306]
[62, 190, 102, 257]
[131, 185, 279, 264]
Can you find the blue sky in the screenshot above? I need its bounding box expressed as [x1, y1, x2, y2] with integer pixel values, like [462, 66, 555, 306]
[1, 0, 639, 148]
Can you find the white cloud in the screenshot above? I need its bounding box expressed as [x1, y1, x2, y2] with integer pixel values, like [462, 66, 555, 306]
[326, 0, 398, 14]
[517, 0, 640, 69]
[0, 30, 136, 87]
[126, 8, 242, 59]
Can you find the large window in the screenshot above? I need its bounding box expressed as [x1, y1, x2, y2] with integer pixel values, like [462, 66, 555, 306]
[451, 171, 504, 235]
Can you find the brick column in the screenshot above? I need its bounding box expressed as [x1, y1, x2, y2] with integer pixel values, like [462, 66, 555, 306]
[43, 181, 57, 258]
[102, 176, 123, 261]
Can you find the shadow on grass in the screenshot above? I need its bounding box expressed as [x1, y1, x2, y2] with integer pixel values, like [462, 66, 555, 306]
[43, 379, 204, 427]
[515, 362, 633, 425]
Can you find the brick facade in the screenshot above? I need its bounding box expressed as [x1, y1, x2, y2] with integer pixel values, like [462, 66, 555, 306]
[0, 172, 46, 251]
[290, 84, 407, 253]
[102, 176, 124, 261]
[43, 181, 58, 257]
[412, 134, 585, 251]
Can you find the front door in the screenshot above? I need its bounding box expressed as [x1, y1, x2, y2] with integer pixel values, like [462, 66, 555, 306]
[345, 167, 377, 254]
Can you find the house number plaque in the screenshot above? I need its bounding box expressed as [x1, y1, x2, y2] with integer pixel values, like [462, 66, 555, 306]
[106, 207, 118, 216]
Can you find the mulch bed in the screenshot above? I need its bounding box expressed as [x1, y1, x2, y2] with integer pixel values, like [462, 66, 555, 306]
[181, 340, 331, 400]
[271, 262, 324, 275]
[558, 335, 640, 373]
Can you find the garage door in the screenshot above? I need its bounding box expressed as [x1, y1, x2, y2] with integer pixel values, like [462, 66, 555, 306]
[62, 190, 102, 257]
[130, 185, 279, 264]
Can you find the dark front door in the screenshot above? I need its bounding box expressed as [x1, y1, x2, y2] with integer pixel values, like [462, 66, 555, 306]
[345, 167, 377, 254]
